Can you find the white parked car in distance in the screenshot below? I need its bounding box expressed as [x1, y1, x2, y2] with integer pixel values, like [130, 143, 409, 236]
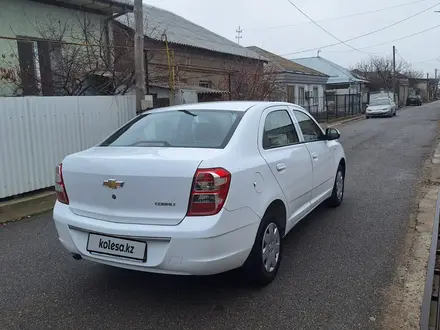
[53, 101, 346, 286]
[365, 97, 397, 118]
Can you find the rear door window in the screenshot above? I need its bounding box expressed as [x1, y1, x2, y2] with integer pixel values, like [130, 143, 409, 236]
[292, 110, 324, 142]
[100, 110, 243, 149]
[262, 110, 299, 149]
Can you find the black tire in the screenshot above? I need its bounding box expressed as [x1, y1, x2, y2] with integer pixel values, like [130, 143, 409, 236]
[365, 115, 370, 119]
[327, 164, 345, 207]
[242, 212, 284, 287]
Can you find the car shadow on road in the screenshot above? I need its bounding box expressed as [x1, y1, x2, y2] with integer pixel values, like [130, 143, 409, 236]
[80, 202, 333, 298]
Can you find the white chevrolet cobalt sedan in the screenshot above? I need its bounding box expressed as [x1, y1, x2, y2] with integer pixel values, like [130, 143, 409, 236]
[53, 101, 346, 286]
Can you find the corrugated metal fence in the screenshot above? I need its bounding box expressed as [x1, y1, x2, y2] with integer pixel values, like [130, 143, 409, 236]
[0, 95, 136, 199]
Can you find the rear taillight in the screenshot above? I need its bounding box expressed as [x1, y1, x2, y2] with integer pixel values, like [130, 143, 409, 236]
[187, 168, 231, 216]
[55, 163, 69, 204]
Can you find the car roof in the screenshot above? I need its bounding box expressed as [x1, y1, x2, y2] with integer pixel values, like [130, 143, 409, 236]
[142, 101, 294, 114]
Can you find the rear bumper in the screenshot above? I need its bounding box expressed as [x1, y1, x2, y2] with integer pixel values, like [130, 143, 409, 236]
[53, 202, 260, 275]
[366, 111, 392, 117]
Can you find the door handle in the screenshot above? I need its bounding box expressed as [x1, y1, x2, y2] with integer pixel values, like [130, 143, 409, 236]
[311, 153, 318, 160]
[276, 163, 286, 171]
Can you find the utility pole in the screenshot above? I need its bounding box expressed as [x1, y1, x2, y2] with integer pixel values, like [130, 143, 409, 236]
[134, 0, 145, 113]
[236, 26, 242, 45]
[435, 69, 438, 99]
[392, 45, 396, 103]
[427, 72, 430, 102]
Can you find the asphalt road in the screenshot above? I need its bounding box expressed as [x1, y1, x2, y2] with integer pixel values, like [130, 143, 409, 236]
[2, 103, 440, 330]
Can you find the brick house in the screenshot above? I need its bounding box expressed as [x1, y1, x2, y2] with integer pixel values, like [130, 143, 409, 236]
[113, 4, 265, 106]
[247, 46, 329, 112]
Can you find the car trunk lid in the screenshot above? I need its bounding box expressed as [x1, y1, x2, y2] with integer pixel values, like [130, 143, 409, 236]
[62, 147, 223, 225]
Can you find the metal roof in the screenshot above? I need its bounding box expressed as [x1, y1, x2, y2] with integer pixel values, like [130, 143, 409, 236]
[291, 56, 367, 85]
[247, 46, 328, 77]
[43, 0, 133, 14]
[117, 3, 262, 60]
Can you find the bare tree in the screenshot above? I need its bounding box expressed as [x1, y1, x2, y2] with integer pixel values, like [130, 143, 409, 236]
[220, 58, 283, 101]
[0, 13, 137, 96]
[404, 68, 424, 79]
[351, 56, 412, 91]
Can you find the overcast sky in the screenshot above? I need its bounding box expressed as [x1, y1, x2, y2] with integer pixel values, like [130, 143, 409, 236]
[147, 0, 440, 76]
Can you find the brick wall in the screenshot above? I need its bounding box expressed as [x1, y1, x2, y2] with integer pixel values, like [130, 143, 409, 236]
[112, 22, 264, 94]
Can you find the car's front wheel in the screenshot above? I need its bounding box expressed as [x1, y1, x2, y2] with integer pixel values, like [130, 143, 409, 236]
[243, 212, 283, 287]
[327, 164, 345, 207]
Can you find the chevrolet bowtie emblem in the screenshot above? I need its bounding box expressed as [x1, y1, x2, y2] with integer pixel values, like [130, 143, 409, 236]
[103, 179, 125, 189]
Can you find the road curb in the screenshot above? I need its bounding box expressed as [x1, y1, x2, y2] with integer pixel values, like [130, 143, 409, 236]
[0, 191, 56, 224]
[420, 186, 440, 329]
[325, 114, 365, 128]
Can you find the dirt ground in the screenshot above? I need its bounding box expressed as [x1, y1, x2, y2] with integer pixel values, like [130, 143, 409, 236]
[382, 125, 440, 329]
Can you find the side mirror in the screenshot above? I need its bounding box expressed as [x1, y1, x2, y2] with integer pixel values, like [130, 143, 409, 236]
[325, 128, 340, 140]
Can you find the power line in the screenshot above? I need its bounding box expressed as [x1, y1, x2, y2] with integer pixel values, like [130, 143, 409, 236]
[412, 57, 440, 65]
[322, 23, 440, 53]
[0, 34, 170, 51]
[357, 23, 440, 50]
[281, 1, 440, 56]
[286, 0, 371, 55]
[396, 48, 408, 64]
[254, 0, 430, 31]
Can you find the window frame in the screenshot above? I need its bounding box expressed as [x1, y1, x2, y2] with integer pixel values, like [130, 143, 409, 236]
[313, 86, 319, 105]
[199, 80, 212, 89]
[290, 107, 325, 143]
[298, 86, 305, 106]
[260, 107, 301, 150]
[287, 85, 295, 103]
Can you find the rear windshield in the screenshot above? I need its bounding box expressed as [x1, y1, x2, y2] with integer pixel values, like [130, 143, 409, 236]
[370, 98, 391, 106]
[100, 109, 244, 149]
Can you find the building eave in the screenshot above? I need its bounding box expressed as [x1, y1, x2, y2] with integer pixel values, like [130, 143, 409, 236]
[29, 0, 133, 15]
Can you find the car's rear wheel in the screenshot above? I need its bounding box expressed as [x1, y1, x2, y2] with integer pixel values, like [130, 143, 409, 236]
[242, 211, 283, 287]
[327, 164, 345, 207]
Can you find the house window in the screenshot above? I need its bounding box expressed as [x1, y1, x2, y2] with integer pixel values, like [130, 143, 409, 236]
[199, 80, 212, 89]
[17, 40, 39, 96]
[298, 87, 305, 105]
[17, 39, 61, 96]
[313, 87, 319, 105]
[287, 85, 295, 103]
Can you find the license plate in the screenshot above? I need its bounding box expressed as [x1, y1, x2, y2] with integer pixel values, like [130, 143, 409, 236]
[87, 233, 147, 261]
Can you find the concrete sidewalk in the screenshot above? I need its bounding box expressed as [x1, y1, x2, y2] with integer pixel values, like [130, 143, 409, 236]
[0, 191, 56, 223]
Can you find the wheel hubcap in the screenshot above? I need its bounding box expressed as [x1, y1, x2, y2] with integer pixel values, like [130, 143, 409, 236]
[261, 223, 281, 272]
[336, 171, 344, 200]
